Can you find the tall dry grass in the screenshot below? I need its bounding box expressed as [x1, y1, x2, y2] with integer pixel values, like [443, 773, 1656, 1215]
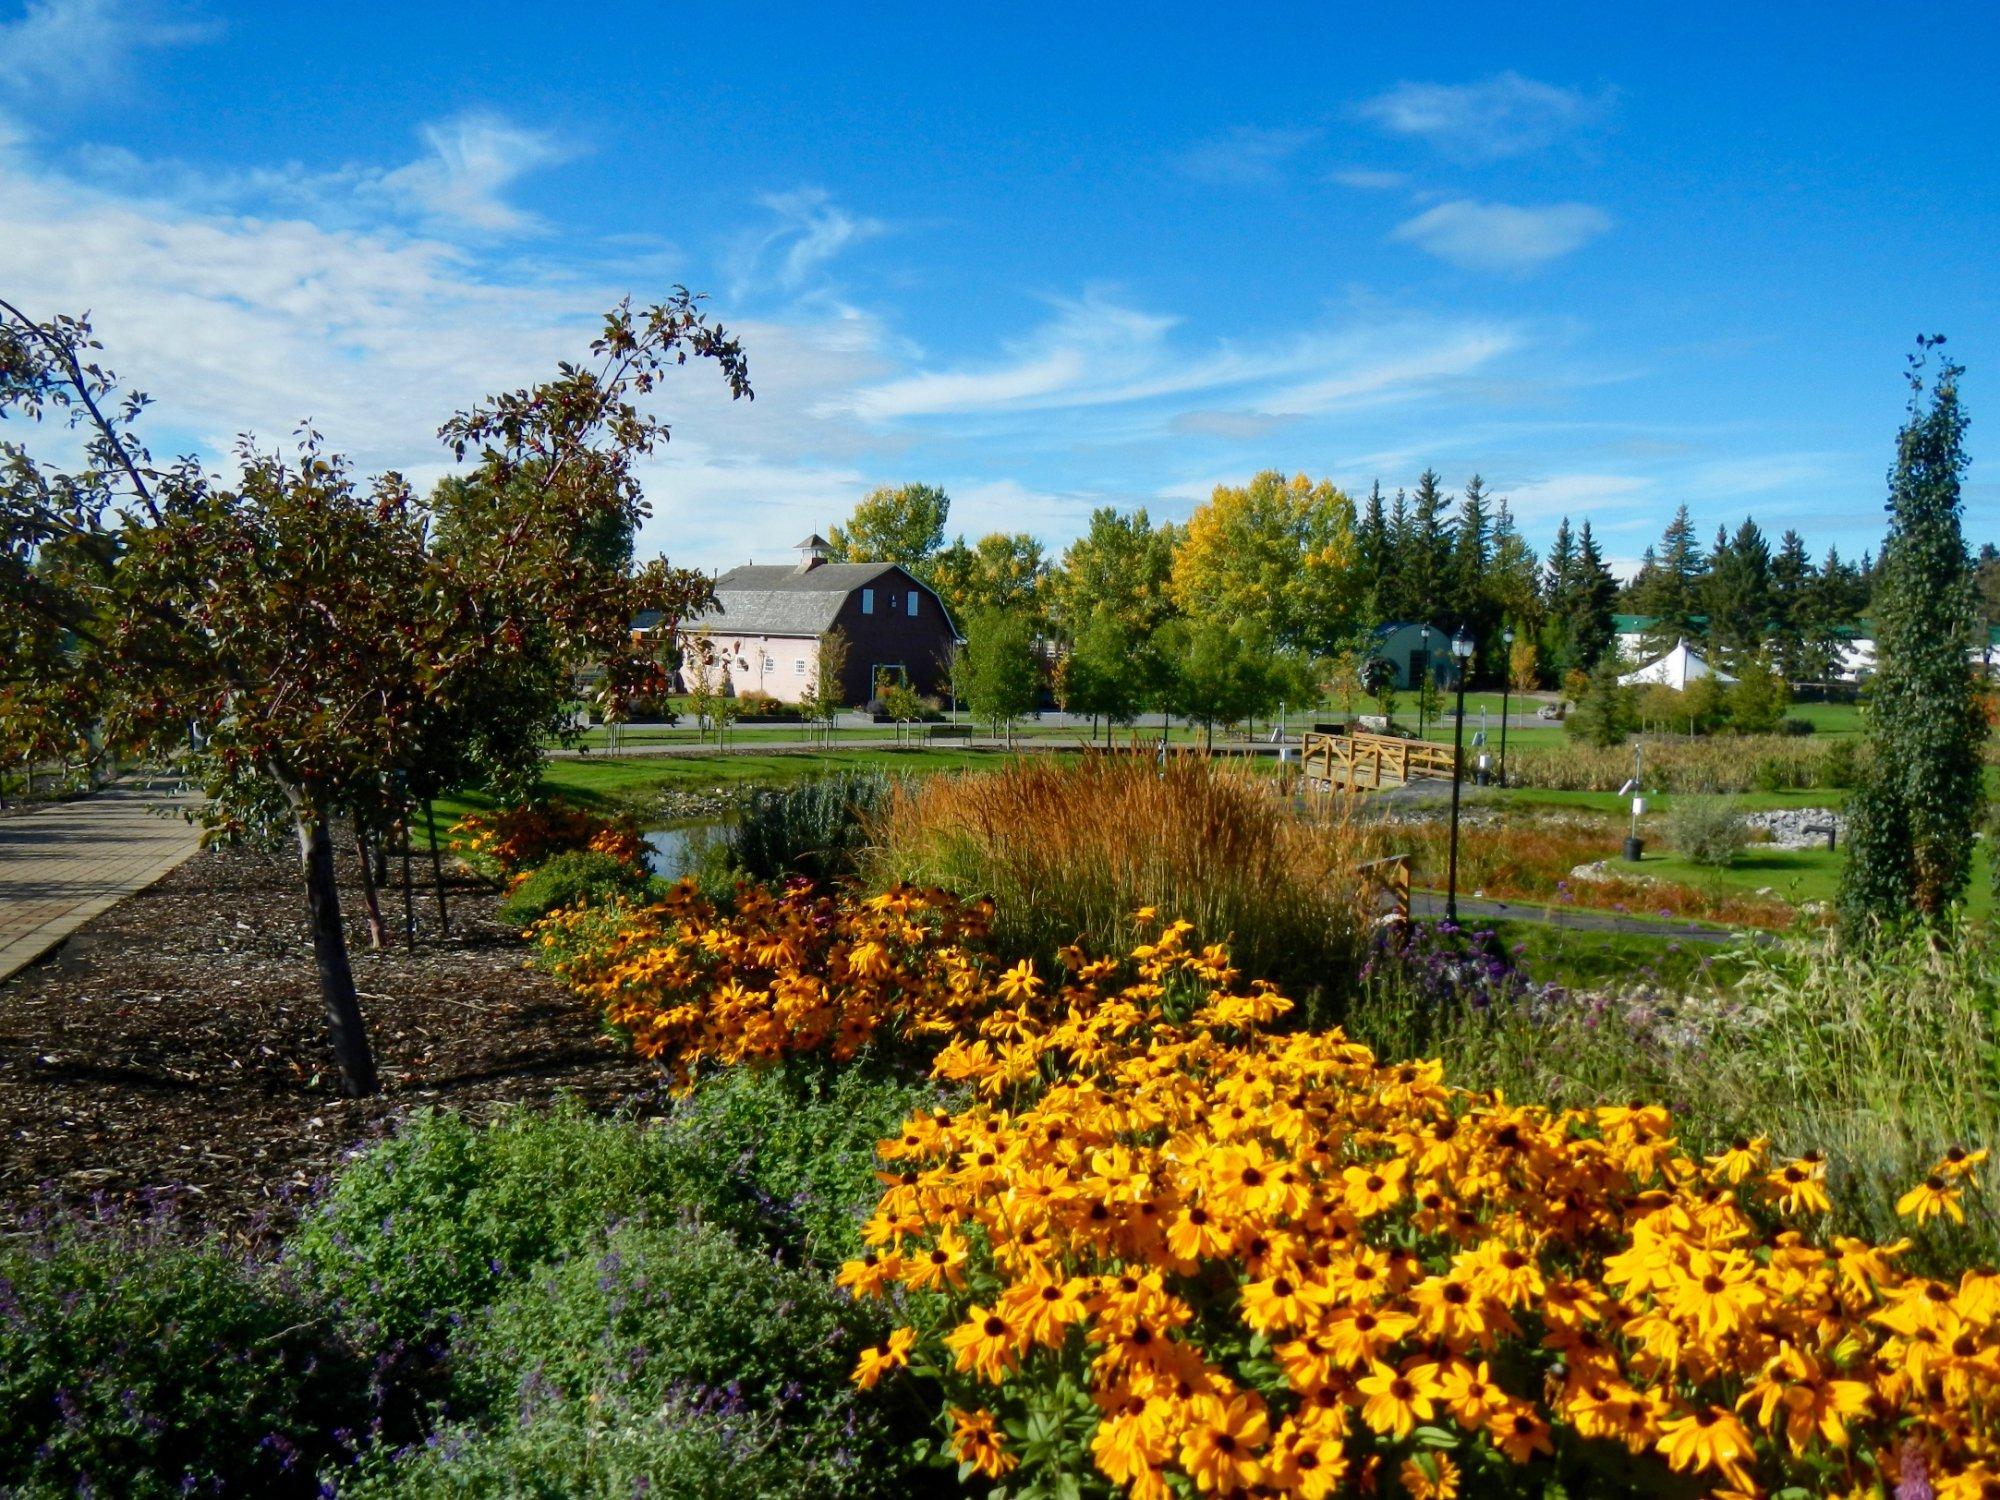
[862, 757, 1373, 1011]
[1507, 734, 1850, 793]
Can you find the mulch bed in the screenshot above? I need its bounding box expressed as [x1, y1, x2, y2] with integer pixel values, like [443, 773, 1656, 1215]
[0, 840, 663, 1241]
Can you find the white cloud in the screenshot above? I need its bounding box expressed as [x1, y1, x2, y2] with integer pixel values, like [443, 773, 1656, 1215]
[834, 293, 1523, 427]
[1498, 471, 1652, 523]
[378, 113, 573, 234]
[0, 0, 212, 105]
[1176, 125, 1320, 188]
[1391, 199, 1612, 273]
[1326, 167, 1406, 190]
[1356, 71, 1613, 159]
[732, 187, 886, 295]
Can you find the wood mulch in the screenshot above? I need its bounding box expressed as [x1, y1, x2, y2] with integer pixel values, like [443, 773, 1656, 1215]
[0, 840, 663, 1242]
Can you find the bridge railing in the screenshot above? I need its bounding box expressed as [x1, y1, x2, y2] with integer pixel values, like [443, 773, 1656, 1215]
[1300, 729, 1457, 791]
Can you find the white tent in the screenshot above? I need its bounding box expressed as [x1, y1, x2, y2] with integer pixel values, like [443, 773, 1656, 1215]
[1618, 638, 1735, 690]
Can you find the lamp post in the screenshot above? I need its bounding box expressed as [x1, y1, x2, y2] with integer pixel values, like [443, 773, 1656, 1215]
[1498, 626, 1515, 787]
[1446, 626, 1474, 925]
[1418, 625, 1431, 738]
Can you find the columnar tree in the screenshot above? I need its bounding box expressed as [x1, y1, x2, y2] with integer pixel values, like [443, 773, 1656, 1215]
[1840, 339, 1986, 932]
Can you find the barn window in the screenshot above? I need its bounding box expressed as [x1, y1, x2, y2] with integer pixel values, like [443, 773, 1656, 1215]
[909, 590, 920, 615]
[861, 588, 875, 615]
[794, 659, 806, 674]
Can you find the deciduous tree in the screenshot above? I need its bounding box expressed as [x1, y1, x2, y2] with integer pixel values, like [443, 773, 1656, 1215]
[1169, 470, 1359, 656]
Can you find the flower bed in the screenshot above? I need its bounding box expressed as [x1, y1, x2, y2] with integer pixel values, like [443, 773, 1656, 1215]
[536, 890, 2000, 1498]
[449, 800, 644, 881]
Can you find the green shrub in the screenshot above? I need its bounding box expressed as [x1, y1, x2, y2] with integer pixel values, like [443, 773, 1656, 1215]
[0, 1232, 369, 1498]
[288, 1103, 693, 1344]
[1664, 793, 1750, 866]
[451, 1220, 888, 1492]
[1820, 737, 1861, 789]
[644, 1056, 945, 1264]
[494, 850, 652, 929]
[1778, 715, 1816, 736]
[336, 1398, 800, 1499]
[735, 771, 894, 885]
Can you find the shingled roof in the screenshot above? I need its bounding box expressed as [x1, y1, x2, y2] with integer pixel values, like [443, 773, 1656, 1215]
[702, 561, 904, 637]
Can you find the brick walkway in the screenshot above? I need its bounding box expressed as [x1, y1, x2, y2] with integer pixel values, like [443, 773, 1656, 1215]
[0, 784, 204, 984]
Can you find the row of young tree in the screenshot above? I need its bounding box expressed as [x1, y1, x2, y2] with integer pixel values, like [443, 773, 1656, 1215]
[2, 295, 752, 1097]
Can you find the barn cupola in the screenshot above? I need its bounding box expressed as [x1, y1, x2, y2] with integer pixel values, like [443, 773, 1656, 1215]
[793, 533, 831, 572]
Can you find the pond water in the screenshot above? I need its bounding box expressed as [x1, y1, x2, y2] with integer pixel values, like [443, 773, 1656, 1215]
[643, 820, 732, 881]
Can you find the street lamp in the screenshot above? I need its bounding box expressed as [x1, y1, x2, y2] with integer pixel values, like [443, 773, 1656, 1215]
[1498, 626, 1515, 787]
[1418, 625, 1432, 737]
[1446, 626, 1475, 925]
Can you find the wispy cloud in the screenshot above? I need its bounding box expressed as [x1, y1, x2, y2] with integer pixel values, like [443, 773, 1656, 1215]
[732, 187, 886, 296]
[832, 292, 1523, 430]
[1326, 167, 1406, 191]
[1175, 125, 1321, 188]
[379, 113, 574, 234]
[1391, 199, 1613, 273]
[1356, 71, 1613, 159]
[0, 0, 213, 105]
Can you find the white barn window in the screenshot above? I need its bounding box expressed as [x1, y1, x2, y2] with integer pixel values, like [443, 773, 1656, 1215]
[794, 659, 806, 674]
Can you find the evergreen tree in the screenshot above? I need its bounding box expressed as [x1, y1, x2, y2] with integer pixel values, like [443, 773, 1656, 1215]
[1380, 488, 1414, 622]
[1405, 469, 1454, 620]
[1355, 481, 1392, 626]
[1840, 340, 1986, 933]
[1565, 652, 1633, 748]
[1633, 505, 1708, 651]
[1768, 529, 1815, 682]
[1569, 521, 1619, 669]
[1540, 516, 1579, 675]
[1705, 517, 1773, 670]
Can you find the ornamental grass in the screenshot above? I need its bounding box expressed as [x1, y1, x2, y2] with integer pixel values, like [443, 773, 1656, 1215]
[1505, 736, 1846, 794]
[538, 886, 2000, 1498]
[863, 756, 1372, 1014]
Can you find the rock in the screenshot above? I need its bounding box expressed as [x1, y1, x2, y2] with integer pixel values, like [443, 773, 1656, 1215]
[1740, 807, 1845, 850]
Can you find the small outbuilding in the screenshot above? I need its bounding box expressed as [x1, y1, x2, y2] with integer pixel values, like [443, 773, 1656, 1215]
[1618, 639, 1735, 691]
[1369, 622, 1454, 690]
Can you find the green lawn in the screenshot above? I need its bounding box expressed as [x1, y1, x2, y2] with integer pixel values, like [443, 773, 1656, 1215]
[1480, 917, 1755, 992]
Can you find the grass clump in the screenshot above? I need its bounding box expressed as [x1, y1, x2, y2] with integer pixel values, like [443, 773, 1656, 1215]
[1349, 919, 2000, 1267]
[863, 756, 1369, 1011]
[734, 770, 895, 885]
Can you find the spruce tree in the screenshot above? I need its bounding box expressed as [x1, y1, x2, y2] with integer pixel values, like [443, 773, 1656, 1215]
[1635, 505, 1708, 652]
[1705, 517, 1773, 671]
[1570, 522, 1619, 668]
[1839, 339, 1985, 933]
[1768, 529, 1815, 682]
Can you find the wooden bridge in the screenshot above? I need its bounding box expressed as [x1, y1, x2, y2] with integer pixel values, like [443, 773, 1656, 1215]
[1300, 729, 1457, 793]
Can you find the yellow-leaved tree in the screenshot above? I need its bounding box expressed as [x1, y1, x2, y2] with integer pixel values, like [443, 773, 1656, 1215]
[1168, 470, 1360, 655]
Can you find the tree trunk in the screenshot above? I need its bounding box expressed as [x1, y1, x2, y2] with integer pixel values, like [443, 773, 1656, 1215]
[354, 826, 387, 950]
[424, 799, 450, 936]
[401, 819, 416, 949]
[296, 813, 380, 1097]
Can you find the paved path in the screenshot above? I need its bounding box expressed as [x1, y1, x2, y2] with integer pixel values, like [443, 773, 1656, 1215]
[0, 784, 203, 984]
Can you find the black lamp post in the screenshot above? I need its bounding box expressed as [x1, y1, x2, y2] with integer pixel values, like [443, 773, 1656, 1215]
[1418, 625, 1431, 737]
[1445, 626, 1474, 925]
[1498, 626, 1515, 787]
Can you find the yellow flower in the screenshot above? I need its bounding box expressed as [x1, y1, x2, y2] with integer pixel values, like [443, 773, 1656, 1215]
[996, 957, 1043, 1003]
[1357, 1359, 1443, 1439]
[1657, 1406, 1757, 1492]
[949, 1407, 1017, 1478]
[1400, 1451, 1460, 1499]
[944, 1304, 1023, 1383]
[1177, 1390, 1268, 1494]
[850, 1326, 918, 1388]
[1897, 1173, 1966, 1224]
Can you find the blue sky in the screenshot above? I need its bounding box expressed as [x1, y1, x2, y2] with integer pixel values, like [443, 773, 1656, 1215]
[1, 1, 1993, 574]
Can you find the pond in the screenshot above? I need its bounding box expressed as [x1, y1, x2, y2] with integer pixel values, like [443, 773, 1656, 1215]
[643, 819, 733, 881]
